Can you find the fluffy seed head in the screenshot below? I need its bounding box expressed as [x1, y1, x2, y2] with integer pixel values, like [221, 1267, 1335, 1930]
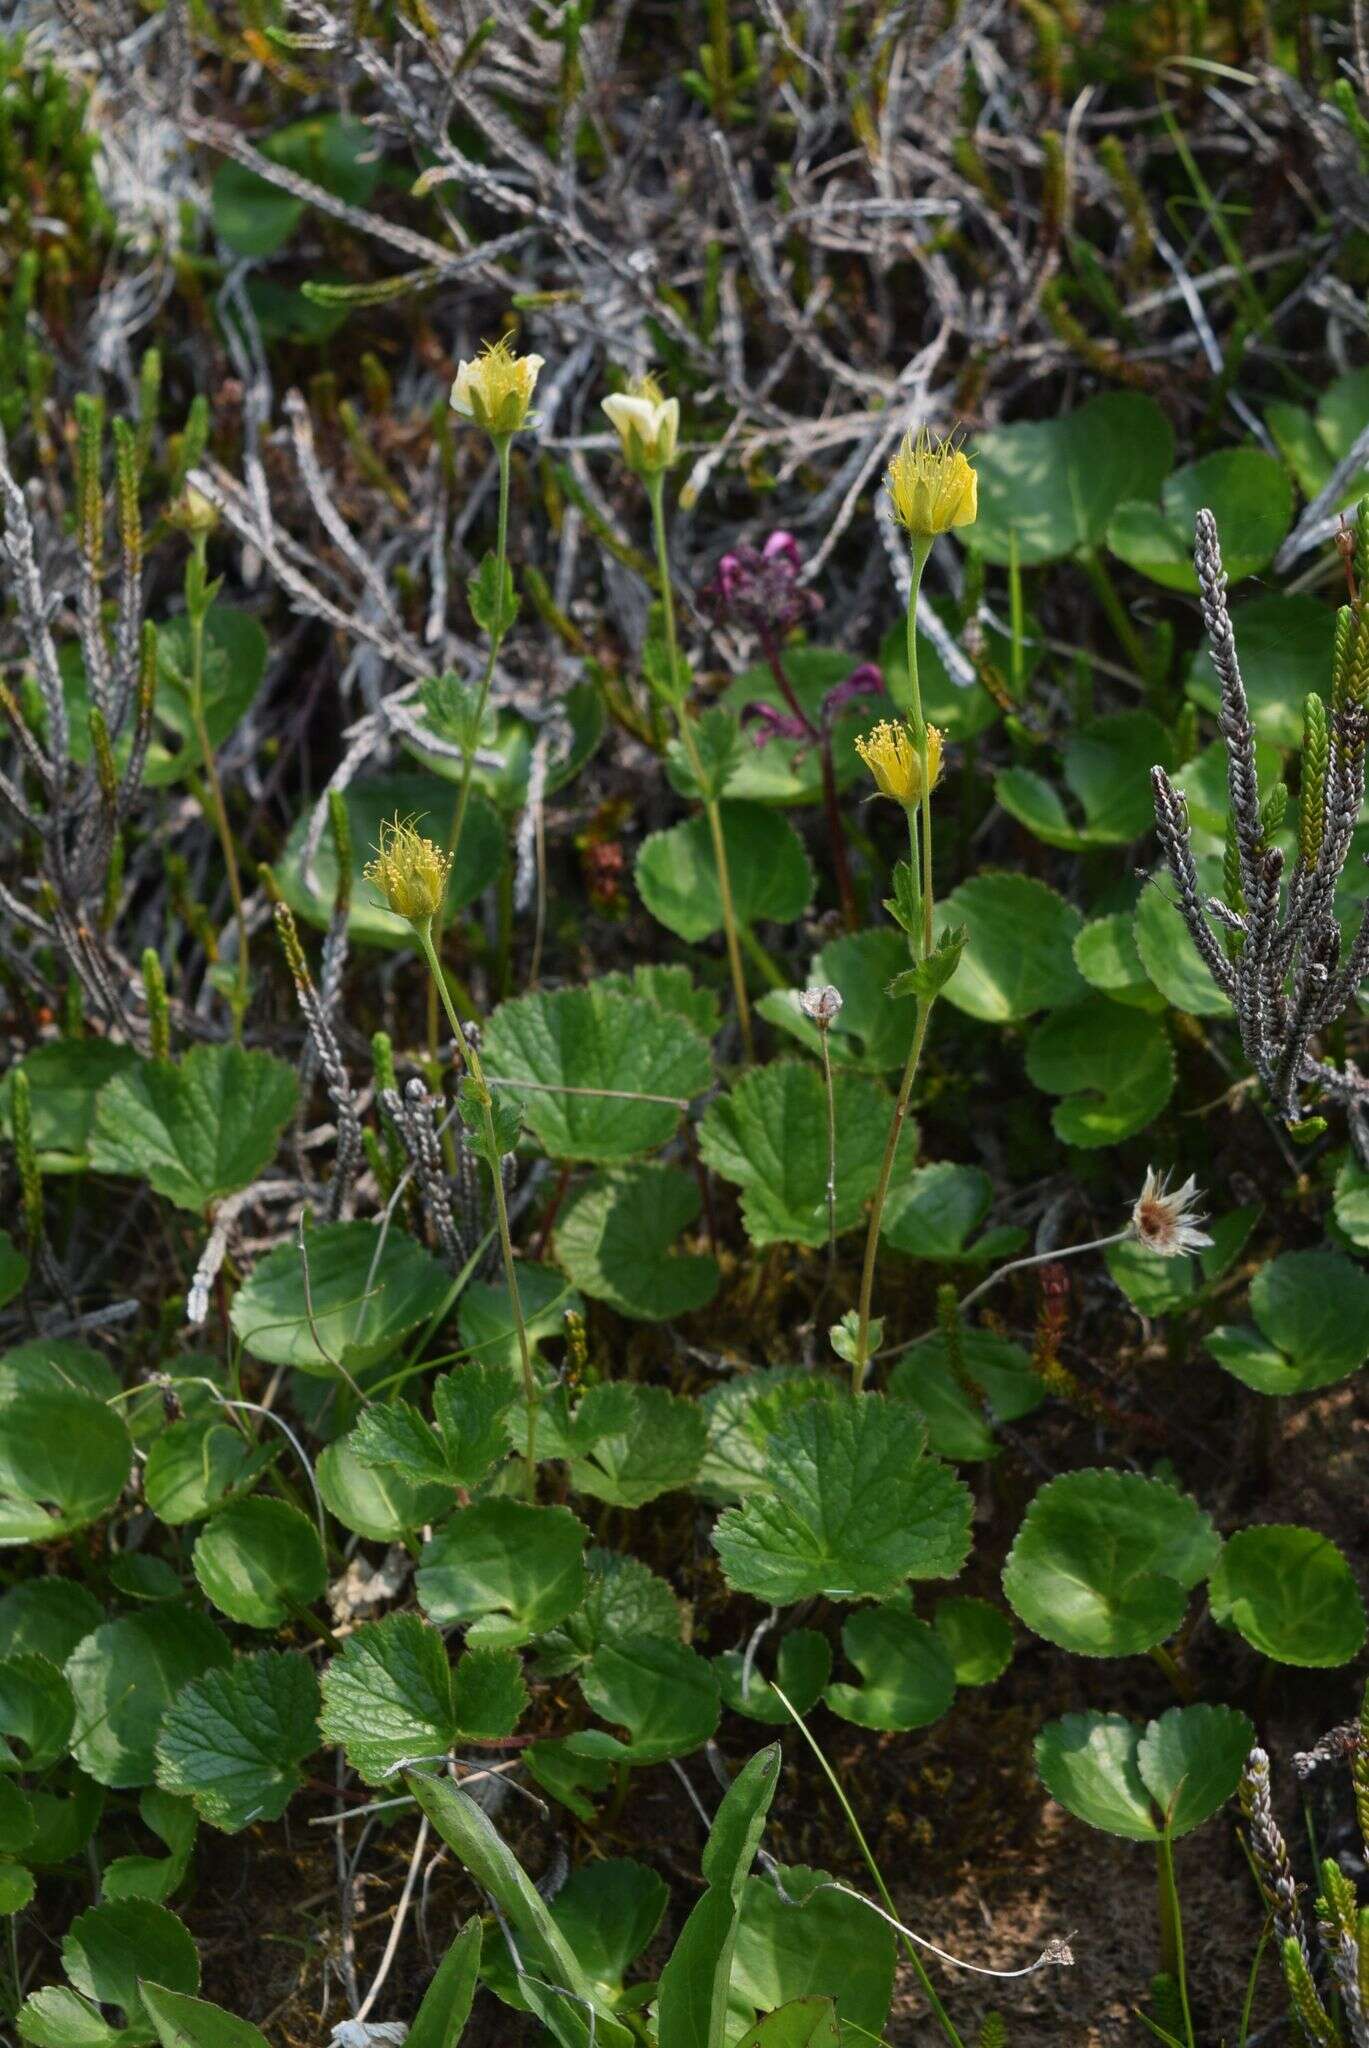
[800, 984, 844, 1026]
[1130, 1166, 1213, 1258]
[886, 427, 978, 538]
[364, 815, 452, 924]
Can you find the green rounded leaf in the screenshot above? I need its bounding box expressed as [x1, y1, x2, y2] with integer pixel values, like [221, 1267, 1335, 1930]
[1108, 448, 1292, 592]
[881, 1161, 1025, 1265]
[191, 1500, 326, 1629]
[716, 1630, 833, 1726]
[1251, 1249, 1369, 1387]
[1035, 1712, 1157, 1840]
[636, 800, 813, 941]
[1208, 1525, 1366, 1667]
[316, 1432, 454, 1541]
[824, 1606, 956, 1732]
[889, 1329, 1044, 1462]
[1134, 856, 1233, 1017]
[933, 873, 1085, 1022]
[732, 1864, 896, 2047]
[0, 1386, 131, 1544]
[1002, 1469, 1220, 1657]
[971, 394, 1175, 565]
[417, 1501, 589, 1647]
[1186, 593, 1335, 752]
[144, 1420, 278, 1527]
[63, 1900, 199, 2027]
[758, 929, 917, 1072]
[567, 1636, 720, 1765]
[212, 114, 382, 257]
[555, 1164, 719, 1321]
[933, 1597, 1014, 1686]
[1025, 998, 1174, 1148]
[140, 1982, 270, 2048]
[1135, 1702, 1256, 1835]
[0, 1582, 102, 1666]
[230, 1221, 450, 1374]
[0, 1040, 139, 1173]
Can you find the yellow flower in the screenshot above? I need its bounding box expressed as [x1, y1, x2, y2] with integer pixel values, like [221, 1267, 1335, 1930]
[451, 336, 544, 437]
[855, 720, 943, 807]
[364, 816, 452, 923]
[886, 427, 977, 538]
[601, 374, 680, 475]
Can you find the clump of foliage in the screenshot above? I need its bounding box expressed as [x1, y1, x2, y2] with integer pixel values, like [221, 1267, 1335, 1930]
[4, 4, 1369, 2045]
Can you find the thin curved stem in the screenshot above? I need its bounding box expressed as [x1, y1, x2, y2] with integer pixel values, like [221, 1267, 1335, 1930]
[416, 919, 536, 1500]
[648, 473, 753, 1060]
[954, 1231, 1129, 1318]
[429, 437, 513, 1054]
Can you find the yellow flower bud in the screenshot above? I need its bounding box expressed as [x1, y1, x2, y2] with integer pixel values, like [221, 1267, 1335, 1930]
[601, 374, 680, 475]
[886, 427, 977, 539]
[165, 487, 219, 538]
[450, 336, 544, 437]
[855, 720, 943, 807]
[364, 816, 453, 924]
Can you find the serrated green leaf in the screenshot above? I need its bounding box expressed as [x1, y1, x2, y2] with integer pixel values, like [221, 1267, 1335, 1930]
[320, 1614, 458, 1783]
[698, 1062, 902, 1250]
[1208, 1525, 1366, 1667]
[155, 1652, 319, 1831]
[0, 1653, 74, 1771]
[535, 1549, 682, 1678]
[483, 986, 711, 1163]
[89, 1046, 296, 1212]
[713, 1397, 973, 1604]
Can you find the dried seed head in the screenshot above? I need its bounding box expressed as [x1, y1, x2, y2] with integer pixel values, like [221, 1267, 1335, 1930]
[855, 719, 943, 807]
[886, 427, 978, 538]
[363, 815, 452, 924]
[800, 984, 843, 1026]
[450, 335, 544, 437]
[1129, 1166, 1213, 1258]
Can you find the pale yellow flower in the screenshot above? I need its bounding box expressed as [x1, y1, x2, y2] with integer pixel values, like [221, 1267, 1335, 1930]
[450, 336, 544, 437]
[886, 427, 977, 538]
[364, 816, 452, 923]
[601, 374, 680, 475]
[855, 720, 943, 807]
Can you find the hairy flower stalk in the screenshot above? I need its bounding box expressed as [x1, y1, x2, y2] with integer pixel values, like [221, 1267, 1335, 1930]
[175, 495, 250, 1038]
[429, 335, 541, 1050]
[606, 374, 753, 1057]
[365, 819, 538, 1499]
[850, 430, 975, 1386]
[801, 983, 843, 1266]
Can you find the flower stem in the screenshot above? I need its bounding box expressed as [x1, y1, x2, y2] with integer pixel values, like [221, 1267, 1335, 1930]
[954, 1231, 1129, 1318]
[429, 436, 513, 1055]
[415, 919, 537, 1501]
[648, 474, 753, 1060]
[850, 545, 935, 1388]
[186, 533, 249, 1039]
[818, 1021, 838, 1275]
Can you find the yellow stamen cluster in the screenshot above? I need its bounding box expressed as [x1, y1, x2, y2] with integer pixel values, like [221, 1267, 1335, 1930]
[855, 720, 943, 807]
[886, 428, 978, 539]
[364, 816, 452, 924]
[451, 336, 544, 437]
